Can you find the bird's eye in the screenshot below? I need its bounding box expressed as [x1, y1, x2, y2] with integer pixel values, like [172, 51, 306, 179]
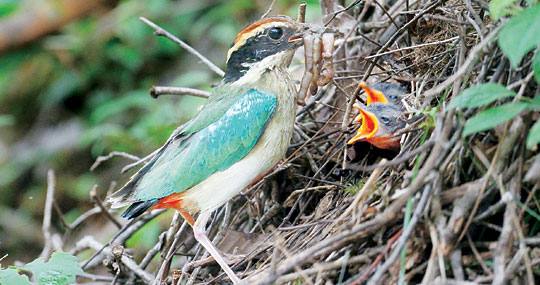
[389, 95, 397, 100]
[381, 116, 390, 123]
[268, 27, 283, 40]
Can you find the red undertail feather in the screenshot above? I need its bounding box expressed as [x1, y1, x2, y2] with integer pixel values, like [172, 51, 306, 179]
[150, 192, 185, 211]
[150, 192, 195, 225]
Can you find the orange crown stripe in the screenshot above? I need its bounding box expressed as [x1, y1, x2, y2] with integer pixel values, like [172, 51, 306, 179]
[233, 17, 291, 45]
[227, 16, 296, 62]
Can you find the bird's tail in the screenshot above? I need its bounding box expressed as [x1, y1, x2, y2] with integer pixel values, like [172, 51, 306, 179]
[120, 199, 158, 219]
[107, 125, 188, 213]
[106, 150, 163, 209]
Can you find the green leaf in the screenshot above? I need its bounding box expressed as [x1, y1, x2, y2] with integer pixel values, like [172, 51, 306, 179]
[0, 0, 19, 18]
[498, 3, 540, 68]
[0, 267, 31, 285]
[22, 252, 83, 285]
[463, 102, 528, 136]
[527, 120, 540, 150]
[533, 52, 540, 83]
[448, 83, 516, 109]
[489, 0, 518, 20]
[528, 95, 540, 111]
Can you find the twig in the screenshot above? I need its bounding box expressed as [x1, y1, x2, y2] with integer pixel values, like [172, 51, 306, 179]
[69, 207, 102, 229]
[90, 185, 122, 229]
[449, 249, 464, 281]
[367, 181, 433, 284]
[154, 219, 190, 284]
[121, 148, 160, 173]
[467, 233, 492, 275]
[40, 170, 57, 258]
[298, 2, 307, 23]
[364, 36, 459, 59]
[362, 0, 442, 82]
[139, 17, 225, 77]
[74, 236, 154, 283]
[81, 209, 166, 270]
[276, 255, 369, 283]
[346, 140, 435, 172]
[261, 0, 278, 19]
[371, 0, 400, 30]
[359, 228, 403, 282]
[336, 160, 385, 224]
[140, 232, 166, 270]
[324, 0, 361, 26]
[78, 273, 115, 282]
[149, 86, 210, 99]
[422, 26, 501, 107]
[52, 201, 71, 230]
[90, 151, 140, 172]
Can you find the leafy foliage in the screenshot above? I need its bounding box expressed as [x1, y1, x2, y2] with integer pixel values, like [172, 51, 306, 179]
[0, 252, 82, 285]
[0, 0, 18, 17]
[527, 120, 540, 150]
[533, 52, 540, 82]
[448, 83, 515, 109]
[489, 0, 519, 20]
[0, 266, 31, 285]
[22, 252, 83, 285]
[454, 2, 540, 148]
[453, 82, 539, 149]
[462, 102, 529, 136]
[498, 3, 540, 68]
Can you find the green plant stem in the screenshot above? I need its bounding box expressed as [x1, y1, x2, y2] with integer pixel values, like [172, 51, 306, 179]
[398, 127, 430, 284]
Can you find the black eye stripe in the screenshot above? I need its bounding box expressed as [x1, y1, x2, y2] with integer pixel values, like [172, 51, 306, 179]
[224, 26, 296, 82]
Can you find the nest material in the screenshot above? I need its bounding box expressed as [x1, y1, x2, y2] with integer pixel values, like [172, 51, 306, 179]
[66, 0, 540, 284]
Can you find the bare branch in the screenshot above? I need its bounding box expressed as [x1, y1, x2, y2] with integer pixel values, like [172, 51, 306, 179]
[90, 151, 140, 172]
[150, 86, 210, 99]
[90, 185, 122, 229]
[139, 17, 225, 77]
[40, 170, 59, 258]
[261, 0, 278, 19]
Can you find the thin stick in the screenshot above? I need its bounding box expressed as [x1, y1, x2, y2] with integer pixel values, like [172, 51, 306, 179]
[139, 17, 225, 77]
[422, 26, 501, 106]
[261, 0, 278, 19]
[359, 228, 403, 281]
[121, 149, 160, 173]
[75, 236, 154, 283]
[150, 86, 210, 99]
[90, 151, 140, 171]
[364, 37, 459, 59]
[367, 182, 433, 284]
[40, 169, 56, 258]
[298, 2, 307, 23]
[90, 185, 122, 229]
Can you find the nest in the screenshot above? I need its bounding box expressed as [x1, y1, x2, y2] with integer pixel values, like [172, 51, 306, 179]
[61, 0, 540, 284]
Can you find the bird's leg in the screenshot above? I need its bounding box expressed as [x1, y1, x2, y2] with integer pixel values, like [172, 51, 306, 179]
[311, 36, 322, 93]
[185, 211, 242, 284]
[298, 29, 336, 104]
[317, 32, 335, 86]
[297, 33, 315, 105]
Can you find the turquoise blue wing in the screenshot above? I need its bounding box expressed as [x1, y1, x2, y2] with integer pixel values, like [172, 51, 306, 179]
[132, 89, 277, 201]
